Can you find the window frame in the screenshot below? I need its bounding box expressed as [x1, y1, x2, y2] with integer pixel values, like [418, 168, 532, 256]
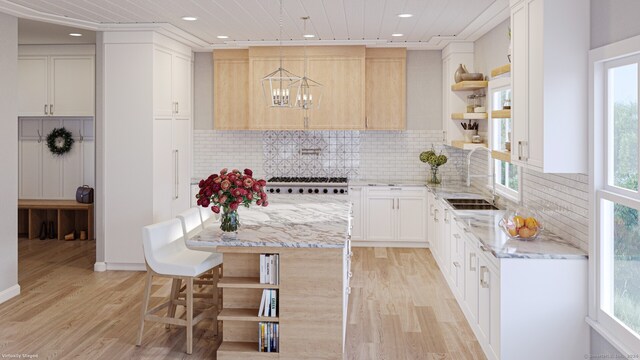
[590, 36, 640, 355]
[488, 76, 522, 203]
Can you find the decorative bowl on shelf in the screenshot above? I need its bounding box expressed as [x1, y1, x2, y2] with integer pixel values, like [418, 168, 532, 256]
[460, 73, 484, 81]
[498, 208, 544, 241]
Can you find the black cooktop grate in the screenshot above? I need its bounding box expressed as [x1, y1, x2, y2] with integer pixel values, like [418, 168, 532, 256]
[268, 177, 348, 183]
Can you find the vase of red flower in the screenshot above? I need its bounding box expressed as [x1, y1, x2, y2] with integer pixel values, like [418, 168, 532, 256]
[196, 168, 269, 238]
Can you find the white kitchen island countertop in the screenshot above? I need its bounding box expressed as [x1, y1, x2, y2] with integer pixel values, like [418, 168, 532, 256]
[187, 194, 350, 249]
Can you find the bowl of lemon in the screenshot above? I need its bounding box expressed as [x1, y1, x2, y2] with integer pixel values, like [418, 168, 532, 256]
[498, 209, 543, 241]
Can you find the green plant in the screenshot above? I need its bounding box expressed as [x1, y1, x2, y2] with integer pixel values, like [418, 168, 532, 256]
[419, 146, 447, 168]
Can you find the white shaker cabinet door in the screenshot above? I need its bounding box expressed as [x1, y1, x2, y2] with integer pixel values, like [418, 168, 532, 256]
[153, 118, 173, 222]
[397, 197, 426, 242]
[172, 54, 192, 118]
[153, 48, 174, 117]
[366, 197, 395, 242]
[172, 117, 191, 217]
[18, 57, 48, 116]
[349, 187, 364, 241]
[61, 142, 83, 199]
[19, 140, 41, 199]
[50, 56, 95, 116]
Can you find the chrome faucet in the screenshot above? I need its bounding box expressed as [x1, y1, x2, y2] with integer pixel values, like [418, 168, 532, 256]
[466, 147, 498, 205]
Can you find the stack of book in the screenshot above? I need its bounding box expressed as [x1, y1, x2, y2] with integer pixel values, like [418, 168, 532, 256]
[258, 289, 277, 317]
[258, 322, 279, 352]
[260, 254, 279, 285]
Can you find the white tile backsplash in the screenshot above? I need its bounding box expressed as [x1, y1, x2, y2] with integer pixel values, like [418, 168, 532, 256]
[194, 129, 588, 251]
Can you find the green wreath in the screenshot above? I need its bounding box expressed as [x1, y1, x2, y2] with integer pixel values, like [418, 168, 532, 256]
[46, 127, 74, 156]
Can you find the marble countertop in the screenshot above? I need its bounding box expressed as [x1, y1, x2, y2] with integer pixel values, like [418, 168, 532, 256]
[186, 194, 350, 249]
[426, 182, 588, 260]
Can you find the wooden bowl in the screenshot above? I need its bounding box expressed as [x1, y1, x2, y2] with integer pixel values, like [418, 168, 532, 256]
[460, 73, 484, 81]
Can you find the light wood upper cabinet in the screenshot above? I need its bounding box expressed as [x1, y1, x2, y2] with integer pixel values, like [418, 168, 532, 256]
[213, 46, 404, 130]
[365, 48, 406, 130]
[213, 50, 250, 130]
[306, 46, 365, 130]
[248, 53, 305, 130]
[249, 46, 364, 130]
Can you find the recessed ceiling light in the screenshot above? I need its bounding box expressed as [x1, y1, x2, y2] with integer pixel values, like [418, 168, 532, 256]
[398, 13, 413, 18]
[217, 35, 229, 39]
[392, 33, 404, 37]
[303, 34, 315, 38]
[181, 16, 198, 21]
[69, 33, 82, 37]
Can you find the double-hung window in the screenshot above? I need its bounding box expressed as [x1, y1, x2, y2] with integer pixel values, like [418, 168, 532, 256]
[592, 46, 640, 354]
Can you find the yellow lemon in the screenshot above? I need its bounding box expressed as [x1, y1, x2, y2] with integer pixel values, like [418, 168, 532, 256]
[513, 215, 525, 229]
[525, 217, 538, 230]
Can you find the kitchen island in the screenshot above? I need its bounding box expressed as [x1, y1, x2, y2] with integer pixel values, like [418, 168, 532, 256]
[187, 195, 351, 360]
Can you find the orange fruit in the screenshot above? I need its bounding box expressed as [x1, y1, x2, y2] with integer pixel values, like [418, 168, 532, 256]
[513, 215, 525, 228]
[525, 217, 538, 230]
[518, 227, 535, 238]
[507, 225, 518, 237]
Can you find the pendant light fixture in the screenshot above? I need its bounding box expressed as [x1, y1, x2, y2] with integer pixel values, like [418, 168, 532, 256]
[261, 0, 301, 108]
[290, 16, 323, 111]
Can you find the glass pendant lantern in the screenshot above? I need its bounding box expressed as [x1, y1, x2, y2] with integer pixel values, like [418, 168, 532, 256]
[289, 16, 323, 110]
[261, 0, 301, 108]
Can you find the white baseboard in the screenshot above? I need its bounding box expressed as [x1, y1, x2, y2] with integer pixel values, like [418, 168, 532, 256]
[106, 262, 146, 271]
[0, 284, 21, 304]
[94, 262, 107, 272]
[352, 240, 429, 248]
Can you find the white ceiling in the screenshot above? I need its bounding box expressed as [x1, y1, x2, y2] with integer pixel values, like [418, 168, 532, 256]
[2, 0, 509, 50]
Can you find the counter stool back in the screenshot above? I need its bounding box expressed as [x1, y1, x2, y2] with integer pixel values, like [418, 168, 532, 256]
[176, 207, 204, 239]
[137, 218, 222, 354]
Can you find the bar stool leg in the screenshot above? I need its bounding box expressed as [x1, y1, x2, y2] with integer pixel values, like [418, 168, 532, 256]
[186, 277, 194, 355]
[136, 271, 153, 346]
[211, 267, 219, 336]
[166, 278, 181, 329]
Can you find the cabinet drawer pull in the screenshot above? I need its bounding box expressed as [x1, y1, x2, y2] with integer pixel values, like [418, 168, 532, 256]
[50, 104, 54, 115]
[452, 234, 461, 240]
[453, 261, 461, 268]
[480, 266, 489, 288]
[44, 104, 48, 115]
[518, 141, 523, 161]
[480, 245, 490, 252]
[347, 286, 351, 295]
[348, 271, 353, 278]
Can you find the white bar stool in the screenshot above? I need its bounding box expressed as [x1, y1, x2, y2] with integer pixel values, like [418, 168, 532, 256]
[137, 218, 223, 354]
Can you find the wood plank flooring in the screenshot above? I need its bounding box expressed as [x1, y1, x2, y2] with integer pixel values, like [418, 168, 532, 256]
[0, 239, 484, 359]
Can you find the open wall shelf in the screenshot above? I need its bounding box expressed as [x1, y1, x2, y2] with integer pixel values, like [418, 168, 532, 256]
[452, 112, 488, 120]
[451, 81, 488, 91]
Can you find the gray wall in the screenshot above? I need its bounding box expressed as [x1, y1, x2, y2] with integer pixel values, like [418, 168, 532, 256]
[473, 19, 510, 77]
[194, 49, 442, 131]
[194, 52, 213, 130]
[406, 50, 442, 130]
[0, 12, 19, 299]
[591, 0, 640, 49]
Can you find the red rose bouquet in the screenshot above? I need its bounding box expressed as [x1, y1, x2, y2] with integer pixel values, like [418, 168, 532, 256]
[196, 168, 268, 233]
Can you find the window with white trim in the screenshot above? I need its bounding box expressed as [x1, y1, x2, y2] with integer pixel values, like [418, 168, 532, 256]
[595, 53, 640, 349]
[489, 78, 521, 202]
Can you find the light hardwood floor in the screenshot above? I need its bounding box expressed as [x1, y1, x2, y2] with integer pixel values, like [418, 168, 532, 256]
[0, 239, 484, 359]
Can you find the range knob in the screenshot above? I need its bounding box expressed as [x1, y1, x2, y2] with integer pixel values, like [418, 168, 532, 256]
[308, 189, 313, 193]
[287, 188, 293, 193]
[339, 189, 345, 194]
[269, 188, 274, 193]
[299, 189, 304, 194]
[275, 188, 280, 193]
[323, 189, 328, 194]
[314, 189, 319, 194]
[333, 189, 339, 194]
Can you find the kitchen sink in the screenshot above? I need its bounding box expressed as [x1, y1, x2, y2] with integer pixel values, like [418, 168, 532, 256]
[445, 198, 500, 211]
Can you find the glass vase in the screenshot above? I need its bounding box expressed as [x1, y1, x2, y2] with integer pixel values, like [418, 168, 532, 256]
[429, 166, 441, 184]
[220, 208, 239, 239]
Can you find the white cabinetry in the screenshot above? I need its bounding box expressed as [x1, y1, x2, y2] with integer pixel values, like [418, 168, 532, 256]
[509, 0, 588, 173]
[152, 46, 192, 221]
[428, 192, 588, 360]
[350, 186, 427, 247]
[18, 46, 95, 117]
[19, 118, 94, 199]
[348, 187, 364, 241]
[153, 48, 191, 118]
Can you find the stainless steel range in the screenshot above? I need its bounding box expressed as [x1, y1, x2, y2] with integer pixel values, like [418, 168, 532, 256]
[266, 177, 349, 195]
